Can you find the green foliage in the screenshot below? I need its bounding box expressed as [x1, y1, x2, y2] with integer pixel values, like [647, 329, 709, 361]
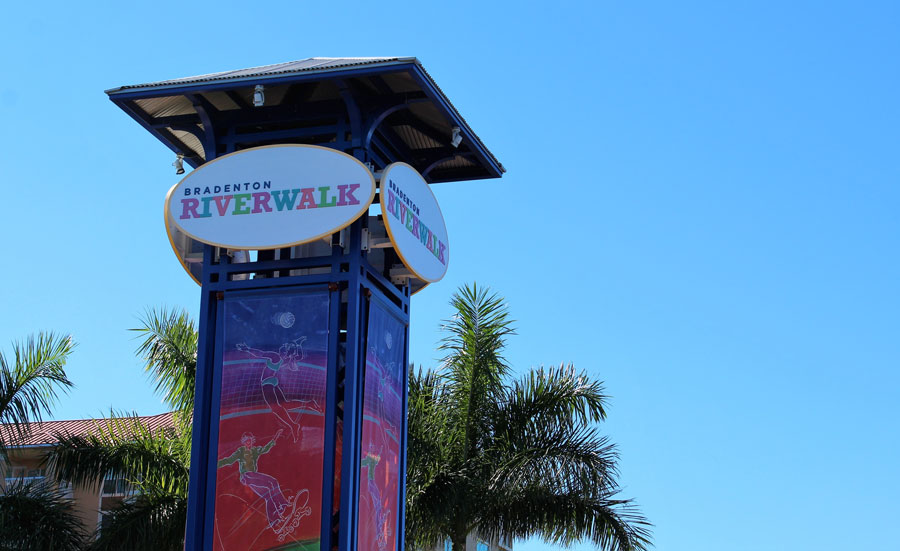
[406, 284, 652, 551]
[32, 308, 200, 548]
[0, 332, 76, 456]
[46, 412, 191, 551]
[132, 308, 198, 414]
[89, 492, 187, 551]
[0, 480, 87, 551]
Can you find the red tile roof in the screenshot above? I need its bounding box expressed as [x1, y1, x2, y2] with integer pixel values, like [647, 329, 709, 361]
[0, 412, 177, 447]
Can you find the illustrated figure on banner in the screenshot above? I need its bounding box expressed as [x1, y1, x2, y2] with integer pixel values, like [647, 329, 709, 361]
[369, 330, 400, 439]
[236, 336, 319, 443]
[361, 447, 391, 551]
[217, 430, 312, 540]
[361, 327, 401, 551]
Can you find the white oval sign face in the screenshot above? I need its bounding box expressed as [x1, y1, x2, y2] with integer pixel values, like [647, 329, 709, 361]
[164, 145, 375, 249]
[380, 163, 449, 282]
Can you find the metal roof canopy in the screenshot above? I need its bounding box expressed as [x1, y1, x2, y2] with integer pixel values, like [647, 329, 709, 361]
[107, 57, 504, 183]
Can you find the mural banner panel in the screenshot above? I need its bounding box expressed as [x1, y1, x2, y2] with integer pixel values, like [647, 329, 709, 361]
[214, 290, 330, 551]
[358, 301, 406, 551]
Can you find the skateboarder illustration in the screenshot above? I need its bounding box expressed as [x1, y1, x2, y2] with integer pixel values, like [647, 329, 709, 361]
[236, 337, 319, 443]
[217, 430, 311, 539]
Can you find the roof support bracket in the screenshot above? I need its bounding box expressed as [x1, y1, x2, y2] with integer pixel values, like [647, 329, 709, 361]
[363, 99, 429, 151]
[186, 93, 219, 163]
[337, 80, 363, 156]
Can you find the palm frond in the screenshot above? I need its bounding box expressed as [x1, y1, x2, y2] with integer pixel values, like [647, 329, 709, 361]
[488, 424, 619, 496]
[89, 492, 186, 551]
[439, 284, 515, 460]
[131, 308, 197, 413]
[482, 483, 652, 551]
[0, 479, 88, 551]
[0, 332, 75, 455]
[45, 412, 189, 496]
[505, 364, 609, 426]
[487, 364, 616, 491]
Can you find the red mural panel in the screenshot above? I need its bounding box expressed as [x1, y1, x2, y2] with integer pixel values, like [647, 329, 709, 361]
[213, 291, 329, 551]
[358, 301, 405, 551]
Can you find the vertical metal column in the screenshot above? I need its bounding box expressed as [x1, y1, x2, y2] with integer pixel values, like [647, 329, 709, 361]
[337, 219, 365, 551]
[185, 244, 218, 551]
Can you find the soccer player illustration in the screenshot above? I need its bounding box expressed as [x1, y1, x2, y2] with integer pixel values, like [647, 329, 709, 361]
[236, 337, 319, 443]
[361, 447, 391, 551]
[217, 430, 311, 541]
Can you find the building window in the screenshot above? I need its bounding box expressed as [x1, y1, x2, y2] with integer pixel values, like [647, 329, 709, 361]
[101, 475, 133, 497]
[4, 466, 46, 485]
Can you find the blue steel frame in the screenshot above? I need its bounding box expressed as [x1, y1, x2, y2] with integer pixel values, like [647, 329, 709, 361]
[178, 123, 412, 550]
[185, 224, 412, 551]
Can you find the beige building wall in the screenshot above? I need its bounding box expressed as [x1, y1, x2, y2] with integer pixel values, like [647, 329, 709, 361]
[2, 445, 103, 535]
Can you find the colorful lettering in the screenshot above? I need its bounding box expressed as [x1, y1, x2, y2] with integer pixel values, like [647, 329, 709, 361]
[338, 184, 360, 206]
[180, 198, 200, 219]
[271, 190, 299, 211]
[213, 195, 234, 216]
[251, 192, 272, 214]
[199, 197, 214, 218]
[318, 187, 337, 208]
[297, 188, 318, 210]
[232, 194, 251, 215]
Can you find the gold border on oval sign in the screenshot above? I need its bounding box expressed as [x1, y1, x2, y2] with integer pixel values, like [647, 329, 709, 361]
[380, 162, 450, 289]
[163, 187, 202, 286]
[163, 144, 377, 251]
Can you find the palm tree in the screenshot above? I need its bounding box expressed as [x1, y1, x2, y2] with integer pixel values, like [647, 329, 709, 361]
[45, 309, 196, 550]
[0, 479, 88, 551]
[405, 284, 651, 551]
[0, 332, 80, 551]
[132, 307, 198, 414]
[0, 332, 76, 455]
[47, 413, 191, 551]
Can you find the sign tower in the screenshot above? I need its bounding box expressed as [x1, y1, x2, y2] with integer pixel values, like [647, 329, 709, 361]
[107, 58, 503, 551]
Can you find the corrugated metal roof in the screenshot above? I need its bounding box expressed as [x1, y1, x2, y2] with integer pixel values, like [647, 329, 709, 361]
[107, 57, 409, 93]
[0, 412, 177, 447]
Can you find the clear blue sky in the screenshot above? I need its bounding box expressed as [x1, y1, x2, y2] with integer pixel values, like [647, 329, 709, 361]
[1, 1, 898, 550]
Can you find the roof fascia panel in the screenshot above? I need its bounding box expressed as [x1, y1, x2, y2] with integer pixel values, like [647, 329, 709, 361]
[105, 61, 420, 100]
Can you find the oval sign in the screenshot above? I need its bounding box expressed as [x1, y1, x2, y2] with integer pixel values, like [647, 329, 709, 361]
[164, 144, 376, 249]
[164, 208, 203, 285]
[380, 163, 449, 282]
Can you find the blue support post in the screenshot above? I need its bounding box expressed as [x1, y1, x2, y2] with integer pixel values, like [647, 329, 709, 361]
[338, 219, 365, 551]
[202, 295, 226, 548]
[185, 244, 217, 551]
[396, 287, 411, 551]
[320, 244, 344, 551]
